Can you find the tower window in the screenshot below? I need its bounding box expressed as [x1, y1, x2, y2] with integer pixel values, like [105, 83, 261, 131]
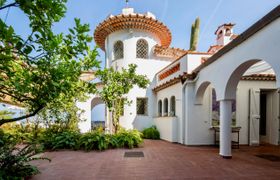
[136, 39, 148, 59]
[137, 98, 148, 115]
[218, 30, 223, 38]
[225, 28, 231, 36]
[114, 41, 124, 60]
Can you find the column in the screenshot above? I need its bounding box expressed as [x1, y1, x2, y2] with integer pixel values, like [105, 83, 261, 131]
[219, 100, 232, 158]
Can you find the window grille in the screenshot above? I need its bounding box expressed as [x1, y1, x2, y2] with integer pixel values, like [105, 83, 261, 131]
[136, 39, 148, 59]
[137, 98, 148, 115]
[114, 41, 123, 60]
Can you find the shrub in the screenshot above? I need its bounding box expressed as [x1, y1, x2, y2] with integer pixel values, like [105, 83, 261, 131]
[142, 126, 160, 139]
[40, 130, 80, 150]
[79, 131, 108, 151]
[114, 129, 143, 148]
[0, 142, 50, 179]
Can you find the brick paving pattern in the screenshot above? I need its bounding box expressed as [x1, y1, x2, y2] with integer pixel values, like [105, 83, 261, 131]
[31, 140, 280, 180]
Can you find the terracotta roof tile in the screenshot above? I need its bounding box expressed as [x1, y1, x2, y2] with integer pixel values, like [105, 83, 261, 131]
[94, 14, 172, 50]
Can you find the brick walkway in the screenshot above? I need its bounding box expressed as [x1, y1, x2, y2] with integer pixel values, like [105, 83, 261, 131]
[31, 140, 280, 180]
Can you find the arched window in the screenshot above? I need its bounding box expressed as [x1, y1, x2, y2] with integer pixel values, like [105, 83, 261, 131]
[114, 41, 123, 60]
[136, 39, 148, 59]
[158, 100, 162, 117]
[163, 98, 168, 116]
[218, 30, 223, 38]
[170, 96, 176, 116]
[225, 28, 231, 36]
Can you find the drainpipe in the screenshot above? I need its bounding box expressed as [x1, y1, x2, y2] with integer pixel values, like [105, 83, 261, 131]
[181, 75, 199, 144]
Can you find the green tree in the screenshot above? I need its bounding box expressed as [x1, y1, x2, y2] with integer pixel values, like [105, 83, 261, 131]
[0, 0, 100, 126]
[189, 17, 200, 51]
[0, 110, 14, 119]
[95, 64, 149, 133]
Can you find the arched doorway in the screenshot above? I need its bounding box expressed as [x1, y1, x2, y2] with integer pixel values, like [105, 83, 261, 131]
[224, 60, 278, 146]
[91, 97, 105, 130]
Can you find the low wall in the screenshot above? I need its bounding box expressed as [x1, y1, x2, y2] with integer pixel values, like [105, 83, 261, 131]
[154, 117, 178, 142]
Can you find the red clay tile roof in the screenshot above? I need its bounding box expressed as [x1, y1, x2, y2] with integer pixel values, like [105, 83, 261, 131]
[241, 74, 276, 81]
[153, 45, 187, 59]
[154, 73, 275, 92]
[153, 73, 195, 92]
[94, 14, 172, 50]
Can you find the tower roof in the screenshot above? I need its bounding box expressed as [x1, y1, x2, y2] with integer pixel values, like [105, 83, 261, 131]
[94, 8, 172, 51]
[214, 23, 235, 34]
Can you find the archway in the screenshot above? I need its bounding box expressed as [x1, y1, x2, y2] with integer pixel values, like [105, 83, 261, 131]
[91, 97, 105, 130]
[195, 81, 211, 105]
[224, 60, 278, 146]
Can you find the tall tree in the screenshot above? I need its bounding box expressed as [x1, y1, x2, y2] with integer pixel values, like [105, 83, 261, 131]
[189, 17, 200, 51]
[0, 0, 100, 126]
[95, 64, 149, 133]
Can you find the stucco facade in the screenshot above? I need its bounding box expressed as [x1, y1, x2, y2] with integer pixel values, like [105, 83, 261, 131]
[77, 6, 280, 157]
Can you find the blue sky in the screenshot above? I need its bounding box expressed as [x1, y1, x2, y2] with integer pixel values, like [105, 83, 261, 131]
[1, 0, 280, 121]
[1, 0, 280, 68]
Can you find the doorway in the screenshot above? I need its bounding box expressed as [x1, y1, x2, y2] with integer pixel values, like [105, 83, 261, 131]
[258, 89, 279, 145]
[249, 89, 279, 145]
[260, 91, 267, 143]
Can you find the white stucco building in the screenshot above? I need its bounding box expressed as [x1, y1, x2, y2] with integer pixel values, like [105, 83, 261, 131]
[78, 6, 280, 158]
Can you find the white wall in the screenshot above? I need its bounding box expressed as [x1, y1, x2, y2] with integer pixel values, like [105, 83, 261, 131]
[155, 83, 182, 142]
[154, 117, 178, 142]
[185, 80, 279, 146]
[106, 30, 172, 131]
[185, 84, 214, 145]
[236, 80, 278, 145]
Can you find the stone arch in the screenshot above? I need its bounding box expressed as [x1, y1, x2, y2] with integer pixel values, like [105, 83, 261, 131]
[91, 97, 103, 110]
[195, 81, 212, 105]
[91, 97, 105, 128]
[224, 59, 276, 100]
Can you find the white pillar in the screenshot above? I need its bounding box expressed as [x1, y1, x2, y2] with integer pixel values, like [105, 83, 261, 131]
[219, 100, 232, 158]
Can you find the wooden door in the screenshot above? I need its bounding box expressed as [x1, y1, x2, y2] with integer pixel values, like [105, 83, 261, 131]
[249, 89, 260, 146]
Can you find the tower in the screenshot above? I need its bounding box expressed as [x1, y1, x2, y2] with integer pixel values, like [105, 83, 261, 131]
[215, 23, 235, 46]
[94, 7, 173, 130]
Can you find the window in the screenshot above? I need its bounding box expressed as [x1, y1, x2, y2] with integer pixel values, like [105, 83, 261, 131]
[218, 30, 223, 38]
[170, 96, 176, 116]
[163, 98, 168, 116]
[158, 100, 162, 117]
[225, 28, 231, 36]
[114, 41, 123, 60]
[137, 98, 148, 115]
[136, 39, 148, 59]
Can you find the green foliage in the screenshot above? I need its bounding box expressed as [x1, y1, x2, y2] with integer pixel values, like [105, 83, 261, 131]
[0, 142, 50, 179]
[0, 110, 14, 119]
[96, 64, 149, 133]
[40, 130, 80, 150]
[189, 17, 200, 51]
[142, 126, 160, 140]
[113, 129, 143, 149]
[38, 128, 143, 151]
[0, 0, 100, 126]
[78, 131, 108, 151]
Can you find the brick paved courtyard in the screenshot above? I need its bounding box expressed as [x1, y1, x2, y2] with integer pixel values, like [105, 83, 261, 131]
[32, 140, 280, 180]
